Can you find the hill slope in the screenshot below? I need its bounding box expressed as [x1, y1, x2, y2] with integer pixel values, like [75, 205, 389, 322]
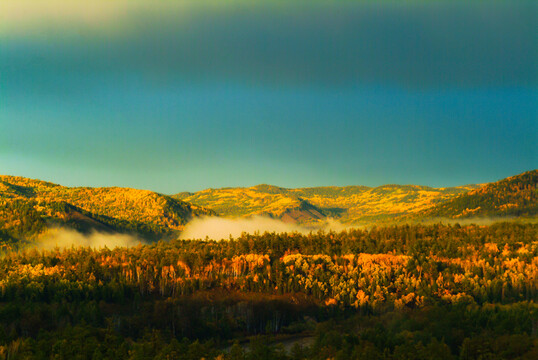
[175, 185, 326, 223]
[0, 176, 214, 244]
[2, 170, 534, 247]
[422, 170, 538, 218]
[174, 183, 479, 224]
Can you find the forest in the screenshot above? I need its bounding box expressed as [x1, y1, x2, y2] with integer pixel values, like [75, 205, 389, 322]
[0, 222, 536, 359]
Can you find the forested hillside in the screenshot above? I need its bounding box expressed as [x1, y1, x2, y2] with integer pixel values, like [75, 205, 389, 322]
[176, 171, 538, 224]
[0, 223, 536, 359]
[174, 183, 478, 224]
[1, 171, 535, 248]
[0, 176, 214, 244]
[423, 170, 538, 219]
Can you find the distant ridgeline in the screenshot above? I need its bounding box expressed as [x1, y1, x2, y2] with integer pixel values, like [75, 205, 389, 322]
[0, 170, 536, 246]
[173, 184, 478, 224]
[174, 170, 537, 224]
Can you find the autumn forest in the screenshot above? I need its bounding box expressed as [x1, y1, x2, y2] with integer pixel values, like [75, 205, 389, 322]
[0, 171, 536, 359]
[0, 221, 535, 359]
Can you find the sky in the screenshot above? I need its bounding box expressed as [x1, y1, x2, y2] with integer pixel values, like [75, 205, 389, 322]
[1, 1, 536, 193]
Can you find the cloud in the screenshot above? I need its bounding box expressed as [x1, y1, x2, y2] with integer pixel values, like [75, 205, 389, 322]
[0, 0, 194, 37]
[179, 216, 354, 241]
[179, 215, 527, 241]
[1, 0, 132, 34]
[2, 1, 533, 87]
[0, 0, 259, 37]
[36, 228, 144, 250]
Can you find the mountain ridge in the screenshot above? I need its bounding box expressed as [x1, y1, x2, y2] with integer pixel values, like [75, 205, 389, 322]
[173, 183, 481, 224]
[1, 170, 536, 247]
[174, 171, 537, 224]
[0, 175, 215, 244]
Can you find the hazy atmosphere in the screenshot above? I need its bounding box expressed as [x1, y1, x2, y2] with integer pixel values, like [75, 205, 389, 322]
[1, 1, 536, 192]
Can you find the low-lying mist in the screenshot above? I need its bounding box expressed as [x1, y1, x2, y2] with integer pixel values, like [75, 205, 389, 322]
[180, 215, 533, 241]
[36, 228, 144, 250]
[179, 216, 352, 241]
[25, 216, 524, 250]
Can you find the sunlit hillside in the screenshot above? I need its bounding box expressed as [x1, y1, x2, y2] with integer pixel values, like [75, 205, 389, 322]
[0, 176, 214, 243]
[423, 169, 538, 218]
[174, 183, 479, 224]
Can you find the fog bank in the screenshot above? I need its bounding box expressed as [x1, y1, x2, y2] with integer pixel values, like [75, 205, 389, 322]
[179, 216, 353, 241]
[36, 228, 144, 250]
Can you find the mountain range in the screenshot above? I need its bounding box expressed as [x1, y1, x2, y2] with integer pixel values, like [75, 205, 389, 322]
[0, 170, 536, 245]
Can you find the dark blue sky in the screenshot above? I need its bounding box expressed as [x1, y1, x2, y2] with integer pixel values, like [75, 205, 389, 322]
[1, 1, 536, 193]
